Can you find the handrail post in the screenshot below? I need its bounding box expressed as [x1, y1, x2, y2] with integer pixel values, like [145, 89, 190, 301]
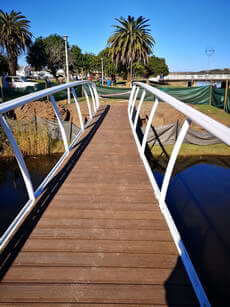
[71, 88, 84, 131]
[128, 84, 136, 112]
[50, 95, 69, 153]
[0, 114, 35, 201]
[160, 118, 191, 205]
[88, 84, 97, 113]
[141, 97, 159, 154]
[92, 82, 100, 109]
[130, 87, 140, 118]
[82, 85, 93, 120]
[134, 89, 146, 129]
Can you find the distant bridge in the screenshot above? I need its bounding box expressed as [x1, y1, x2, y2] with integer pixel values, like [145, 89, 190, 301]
[163, 73, 230, 81]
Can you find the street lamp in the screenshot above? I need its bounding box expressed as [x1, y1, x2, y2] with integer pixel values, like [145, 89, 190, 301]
[205, 47, 215, 74]
[101, 58, 104, 86]
[63, 35, 70, 104]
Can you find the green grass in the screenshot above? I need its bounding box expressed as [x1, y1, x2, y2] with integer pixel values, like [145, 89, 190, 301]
[151, 143, 230, 157]
[151, 143, 230, 173]
[193, 104, 230, 126]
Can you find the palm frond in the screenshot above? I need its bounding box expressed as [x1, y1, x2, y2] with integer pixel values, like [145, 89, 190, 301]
[107, 15, 154, 68]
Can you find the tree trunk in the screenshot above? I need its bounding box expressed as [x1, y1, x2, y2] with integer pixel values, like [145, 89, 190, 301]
[8, 56, 17, 75]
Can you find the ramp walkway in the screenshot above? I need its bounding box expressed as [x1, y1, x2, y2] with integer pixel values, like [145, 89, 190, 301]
[0, 103, 198, 305]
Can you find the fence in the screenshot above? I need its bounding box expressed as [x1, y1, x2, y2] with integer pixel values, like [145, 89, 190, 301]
[1, 81, 83, 102]
[96, 84, 230, 113]
[128, 82, 230, 307]
[0, 80, 100, 252]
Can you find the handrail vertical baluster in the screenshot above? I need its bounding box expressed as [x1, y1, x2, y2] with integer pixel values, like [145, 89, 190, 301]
[141, 97, 159, 154]
[71, 88, 84, 131]
[88, 84, 97, 113]
[92, 82, 100, 109]
[0, 114, 35, 201]
[134, 89, 146, 129]
[50, 95, 69, 153]
[128, 85, 136, 112]
[82, 85, 93, 120]
[160, 118, 191, 204]
[130, 87, 140, 118]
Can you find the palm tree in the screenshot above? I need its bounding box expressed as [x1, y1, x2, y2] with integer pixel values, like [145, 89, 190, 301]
[0, 10, 32, 75]
[107, 16, 155, 80]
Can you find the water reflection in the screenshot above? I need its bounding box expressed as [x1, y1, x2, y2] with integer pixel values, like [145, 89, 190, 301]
[0, 154, 62, 237]
[154, 162, 230, 304]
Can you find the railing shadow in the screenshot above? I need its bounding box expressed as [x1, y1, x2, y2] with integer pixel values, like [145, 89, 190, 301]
[0, 104, 110, 279]
[164, 254, 199, 306]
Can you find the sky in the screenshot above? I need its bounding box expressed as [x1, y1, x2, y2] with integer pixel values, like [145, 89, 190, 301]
[1, 0, 230, 72]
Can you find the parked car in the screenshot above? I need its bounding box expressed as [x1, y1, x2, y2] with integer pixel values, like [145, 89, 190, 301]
[30, 71, 54, 80]
[3, 76, 38, 89]
[38, 71, 54, 80]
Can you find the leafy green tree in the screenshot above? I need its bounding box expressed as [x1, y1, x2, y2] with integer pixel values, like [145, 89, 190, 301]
[27, 37, 47, 71]
[98, 48, 117, 77]
[27, 34, 66, 79]
[145, 56, 169, 77]
[107, 16, 155, 80]
[132, 62, 146, 77]
[126, 56, 168, 79]
[43, 34, 65, 78]
[0, 10, 32, 75]
[81, 53, 98, 76]
[70, 45, 82, 74]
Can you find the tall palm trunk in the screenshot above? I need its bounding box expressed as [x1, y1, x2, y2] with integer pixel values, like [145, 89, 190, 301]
[8, 55, 17, 75]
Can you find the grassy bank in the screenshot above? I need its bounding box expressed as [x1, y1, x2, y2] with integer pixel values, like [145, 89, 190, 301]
[150, 143, 230, 174]
[152, 143, 230, 157]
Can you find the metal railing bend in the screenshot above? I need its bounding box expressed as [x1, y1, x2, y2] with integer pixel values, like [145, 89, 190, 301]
[128, 82, 230, 307]
[0, 80, 100, 253]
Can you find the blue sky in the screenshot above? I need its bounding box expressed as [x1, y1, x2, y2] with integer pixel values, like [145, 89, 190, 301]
[1, 0, 230, 71]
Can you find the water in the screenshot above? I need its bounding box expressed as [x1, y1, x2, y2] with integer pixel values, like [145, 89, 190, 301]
[196, 81, 221, 88]
[0, 154, 62, 237]
[154, 162, 230, 304]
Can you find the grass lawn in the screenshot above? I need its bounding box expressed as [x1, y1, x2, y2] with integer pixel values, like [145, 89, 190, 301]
[152, 143, 230, 157]
[193, 104, 230, 126]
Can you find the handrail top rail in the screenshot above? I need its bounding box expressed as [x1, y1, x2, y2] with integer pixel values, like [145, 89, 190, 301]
[0, 80, 92, 114]
[134, 82, 230, 146]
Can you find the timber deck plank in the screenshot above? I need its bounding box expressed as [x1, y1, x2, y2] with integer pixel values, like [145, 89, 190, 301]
[0, 103, 198, 305]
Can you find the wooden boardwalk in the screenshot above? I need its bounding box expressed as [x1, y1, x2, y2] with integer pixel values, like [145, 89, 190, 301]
[0, 103, 198, 306]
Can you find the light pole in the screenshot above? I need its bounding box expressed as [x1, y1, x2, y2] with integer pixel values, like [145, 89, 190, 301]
[101, 58, 104, 86]
[205, 47, 215, 74]
[63, 35, 70, 104]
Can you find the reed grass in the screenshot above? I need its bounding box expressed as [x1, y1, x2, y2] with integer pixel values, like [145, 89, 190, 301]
[0, 121, 64, 157]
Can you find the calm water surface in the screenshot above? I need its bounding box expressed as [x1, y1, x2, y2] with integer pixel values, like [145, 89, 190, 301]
[0, 154, 62, 237]
[154, 162, 230, 304]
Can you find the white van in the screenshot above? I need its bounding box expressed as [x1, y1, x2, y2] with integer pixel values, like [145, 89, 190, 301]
[4, 76, 38, 88]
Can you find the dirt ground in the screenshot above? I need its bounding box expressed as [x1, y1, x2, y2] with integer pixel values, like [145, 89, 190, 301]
[13, 97, 230, 132]
[14, 100, 69, 121]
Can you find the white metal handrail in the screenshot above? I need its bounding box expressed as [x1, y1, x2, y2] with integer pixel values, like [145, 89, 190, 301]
[0, 80, 100, 252]
[128, 82, 230, 306]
